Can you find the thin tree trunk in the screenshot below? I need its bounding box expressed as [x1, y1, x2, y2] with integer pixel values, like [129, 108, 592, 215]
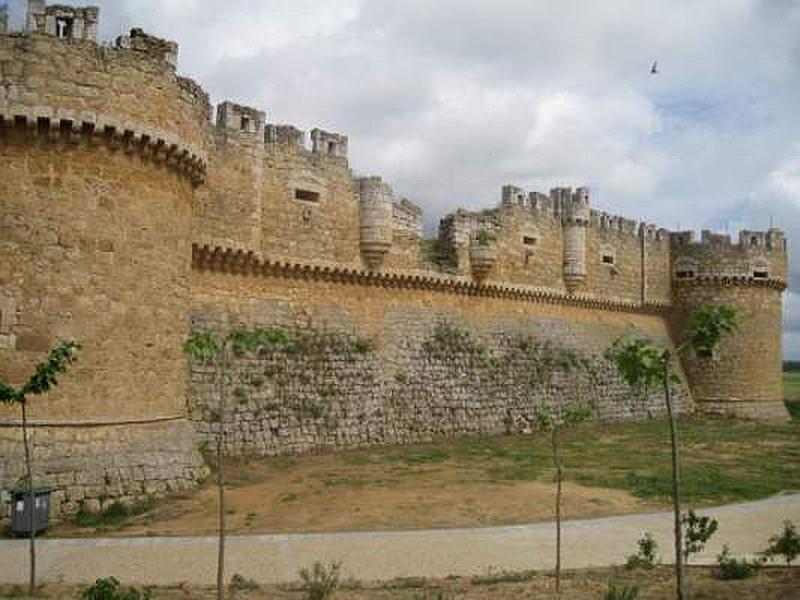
[21, 401, 36, 596]
[663, 355, 685, 600]
[217, 427, 225, 600]
[216, 357, 226, 600]
[552, 426, 562, 595]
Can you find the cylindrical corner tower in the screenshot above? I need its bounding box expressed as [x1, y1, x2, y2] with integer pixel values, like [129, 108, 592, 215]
[358, 176, 393, 270]
[670, 229, 789, 420]
[558, 187, 590, 293]
[0, 25, 210, 515]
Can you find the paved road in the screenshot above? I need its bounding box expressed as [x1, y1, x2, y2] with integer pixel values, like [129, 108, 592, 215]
[1, 494, 798, 586]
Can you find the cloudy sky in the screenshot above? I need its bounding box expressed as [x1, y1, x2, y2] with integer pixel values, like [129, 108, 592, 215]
[7, 0, 800, 357]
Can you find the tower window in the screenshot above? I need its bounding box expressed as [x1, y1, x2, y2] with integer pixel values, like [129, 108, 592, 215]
[602, 254, 615, 265]
[295, 189, 320, 203]
[240, 116, 250, 132]
[56, 17, 74, 39]
[328, 141, 337, 156]
[523, 236, 537, 246]
[753, 269, 769, 279]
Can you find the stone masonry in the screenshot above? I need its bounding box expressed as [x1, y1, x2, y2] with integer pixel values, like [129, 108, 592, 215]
[0, 2, 789, 519]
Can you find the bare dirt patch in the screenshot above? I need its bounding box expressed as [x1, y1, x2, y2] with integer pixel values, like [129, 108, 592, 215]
[55, 451, 655, 537]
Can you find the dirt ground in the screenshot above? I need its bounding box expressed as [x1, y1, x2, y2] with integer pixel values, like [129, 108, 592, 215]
[48, 417, 799, 538]
[3, 567, 798, 599]
[54, 451, 658, 537]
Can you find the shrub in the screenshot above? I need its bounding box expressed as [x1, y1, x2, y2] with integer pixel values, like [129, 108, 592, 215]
[682, 509, 718, 563]
[762, 520, 800, 565]
[625, 532, 659, 569]
[229, 573, 259, 591]
[604, 583, 639, 600]
[716, 544, 758, 580]
[82, 577, 151, 600]
[299, 561, 341, 600]
[75, 498, 154, 528]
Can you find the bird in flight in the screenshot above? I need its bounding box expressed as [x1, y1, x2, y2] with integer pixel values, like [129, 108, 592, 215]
[651, 60, 659, 75]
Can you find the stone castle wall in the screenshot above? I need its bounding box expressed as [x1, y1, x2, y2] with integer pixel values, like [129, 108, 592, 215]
[188, 264, 688, 456]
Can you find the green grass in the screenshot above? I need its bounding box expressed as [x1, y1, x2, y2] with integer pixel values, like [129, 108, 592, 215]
[74, 498, 155, 528]
[336, 417, 800, 506]
[783, 370, 800, 400]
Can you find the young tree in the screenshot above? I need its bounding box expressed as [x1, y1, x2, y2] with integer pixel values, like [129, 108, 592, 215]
[607, 304, 737, 600]
[183, 330, 226, 600]
[535, 404, 593, 594]
[0, 340, 81, 596]
[762, 520, 800, 565]
[183, 327, 286, 600]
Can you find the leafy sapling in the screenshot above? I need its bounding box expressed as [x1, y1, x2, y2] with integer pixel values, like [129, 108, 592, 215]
[1, 340, 81, 597]
[535, 404, 593, 594]
[607, 303, 737, 600]
[682, 510, 718, 565]
[762, 520, 800, 565]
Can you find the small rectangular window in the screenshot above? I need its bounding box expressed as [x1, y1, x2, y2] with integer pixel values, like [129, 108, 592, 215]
[676, 270, 695, 279]
[295, 189, 320, 203]
[602, 254, 615, 265]
[240, 116, 250, 132]
[523, 236, 537, 246]
[753, 270, 768, 279]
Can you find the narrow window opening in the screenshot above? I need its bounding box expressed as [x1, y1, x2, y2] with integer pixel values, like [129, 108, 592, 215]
[240, 116, 250, 132]
[328, 141, 337, 156]
[602, 254, 615, 265]
[753, 270, 768, 279]
[295, 189, 320, 203]
[750, 236, 759, 246]
[56, 18, 74, 39]
[523, 236, 537, 246]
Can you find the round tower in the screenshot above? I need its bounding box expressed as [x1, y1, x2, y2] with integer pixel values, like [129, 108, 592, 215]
[358, 176, 393, 270]
[557, 187, 590, 293]
[670, 229, 789, 420]
[0, 21, 209, 514]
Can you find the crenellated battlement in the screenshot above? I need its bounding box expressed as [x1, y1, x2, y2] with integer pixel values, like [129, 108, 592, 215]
[670, 228, 787, 252]
[670, 228, 788, 284]
[393, 198, 423, 237]
[266, 123, 305, 147]
[216, 101, 265, 137]
[311, 128, 348, 158]
[26, 0, 98, 42]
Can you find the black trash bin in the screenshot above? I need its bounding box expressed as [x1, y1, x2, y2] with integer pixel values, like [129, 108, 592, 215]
[10, 487, 53, 536]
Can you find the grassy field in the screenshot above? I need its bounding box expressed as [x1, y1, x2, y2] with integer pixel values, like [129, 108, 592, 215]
[57, 416, 800, 537]
[784, 370, 800, 399]
[3, 567, 798, 599]
[783, 370, 800, 418]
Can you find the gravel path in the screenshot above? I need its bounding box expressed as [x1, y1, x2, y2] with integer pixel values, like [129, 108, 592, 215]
[1, 494, 797, 586]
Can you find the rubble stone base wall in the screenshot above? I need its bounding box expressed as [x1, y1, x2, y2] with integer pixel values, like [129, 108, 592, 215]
[188, 270, 690, 456]
[0, 419, 206, 522]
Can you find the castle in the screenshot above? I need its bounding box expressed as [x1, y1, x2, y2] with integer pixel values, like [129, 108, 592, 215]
[0, 2, 789, 518]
